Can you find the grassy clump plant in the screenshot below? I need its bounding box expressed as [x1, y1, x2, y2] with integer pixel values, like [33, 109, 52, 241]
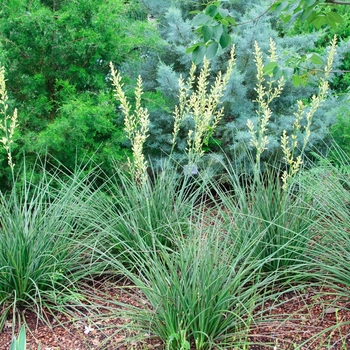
[300, 147, 350, 287]
[102, 51, 236, 266]
[0, 30, 345, 348]
[90, 163, 201, 268]
[101, 37, 344, 349]
[211, 36, 337, 277]
[0, 67, 108, 334]
[0, 161, 109, 331]
[109, 213, 278, 349]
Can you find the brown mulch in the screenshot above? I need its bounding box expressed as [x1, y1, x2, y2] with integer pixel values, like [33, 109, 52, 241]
[249, 285, 350, 349]
[1, 279, 350, 350]
[0, 277, 162, 350]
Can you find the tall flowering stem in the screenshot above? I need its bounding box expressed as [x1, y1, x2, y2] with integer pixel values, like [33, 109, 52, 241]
[281, 35, 337, 190]
[247, 39, 285, 179]
[173, 45, 236, 167]
[110, 63, 149, 187]
[0, 66, 18, 181]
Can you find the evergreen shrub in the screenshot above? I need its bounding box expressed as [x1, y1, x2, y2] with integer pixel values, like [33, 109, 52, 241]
[137, 0, 343, 175]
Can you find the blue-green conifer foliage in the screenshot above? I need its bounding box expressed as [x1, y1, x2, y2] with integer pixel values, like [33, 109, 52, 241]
[137, 0, 344, 172]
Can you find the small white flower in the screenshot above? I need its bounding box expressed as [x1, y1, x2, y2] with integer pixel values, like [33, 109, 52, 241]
[84, 325, 94, 335]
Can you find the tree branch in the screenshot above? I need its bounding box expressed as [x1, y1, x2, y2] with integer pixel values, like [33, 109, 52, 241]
[235, 0, 278, 26]
[325, 0, 350, 5]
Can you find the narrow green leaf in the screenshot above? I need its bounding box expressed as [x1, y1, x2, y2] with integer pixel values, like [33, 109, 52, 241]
[183, 340, 190, 350]
[17, 326, 26, 349]
[10, 338, 16, 350]
[206, 42, 219, 60]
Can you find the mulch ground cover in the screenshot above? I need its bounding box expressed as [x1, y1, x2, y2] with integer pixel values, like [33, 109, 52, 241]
[1, 278, 350, 350]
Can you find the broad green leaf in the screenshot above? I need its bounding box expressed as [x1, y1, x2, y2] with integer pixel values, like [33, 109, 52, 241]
[327, 11, 343, 24]
[219, 27, 231, 48]
[290, 10, 303, 25]
[311, 15, 326, 29]
[282, 67, 294, 80]
[263, 62, 278, 76]
[206, 4, 219, 18]
[307, 10, 318, 23]
[305, 0, 317, 6]
[281, 13, 292, 23]
[272, 1, 289, 15]
[202, 25, 214, 42]
[186, 43, 202, 54]
[269, 1, 283, 11]
[300, 6, 315, 21]
[290, 1, 301, 12]
[292, 74, 302, 87]
[325, 14, 338, 30]
[206, 41, 219, 60]
[218, 7, 229, 19]
[192, 13, 213, 27]
[219, 18, 229, 26]
[310, 53, 324, 65]
[212, 24, 223, 42]
[192, 45, 206, 65]
[225, 16, 236, 25]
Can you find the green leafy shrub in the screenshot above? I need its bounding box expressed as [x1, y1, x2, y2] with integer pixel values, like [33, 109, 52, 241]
[0, 0, 162, 185]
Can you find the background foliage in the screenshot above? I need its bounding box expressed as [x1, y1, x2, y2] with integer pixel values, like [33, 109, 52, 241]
[135, 0, 348, 174]
[0, 0, 349, 189]
[0, 0, 161, 189]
